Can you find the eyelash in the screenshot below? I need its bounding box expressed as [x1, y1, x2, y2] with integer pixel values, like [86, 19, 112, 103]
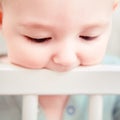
[26, 36, 52, 43]
[80, 36, 98, 41]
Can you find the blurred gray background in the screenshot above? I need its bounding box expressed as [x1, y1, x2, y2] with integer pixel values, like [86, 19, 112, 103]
[0, 6, 120, 57]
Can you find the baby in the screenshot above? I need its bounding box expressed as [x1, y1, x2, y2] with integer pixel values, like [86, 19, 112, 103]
[0, 0, 119, 120]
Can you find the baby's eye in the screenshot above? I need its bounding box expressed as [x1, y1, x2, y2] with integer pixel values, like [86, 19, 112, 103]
[26, 36, 52, 43]
[80, 36, 98, 41]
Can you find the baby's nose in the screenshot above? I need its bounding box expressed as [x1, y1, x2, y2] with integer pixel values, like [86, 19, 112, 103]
[53, 47, 79, 67]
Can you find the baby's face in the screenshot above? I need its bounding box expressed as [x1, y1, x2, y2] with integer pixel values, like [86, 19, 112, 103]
[1, 0, 114, 71]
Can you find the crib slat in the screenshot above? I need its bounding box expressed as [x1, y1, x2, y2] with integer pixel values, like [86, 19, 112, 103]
[22, 95, 38, 120]
[89, 95, 103, 120]
[1, 64, 120, 95]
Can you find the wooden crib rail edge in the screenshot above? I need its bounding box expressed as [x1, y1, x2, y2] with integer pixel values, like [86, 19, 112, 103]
[0, 63, 120, 95]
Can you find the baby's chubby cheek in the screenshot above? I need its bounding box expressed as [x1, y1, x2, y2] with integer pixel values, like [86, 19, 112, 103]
[81, 53, 105, 66]
[80, 46, 107, 66]
[7, 46, 51, 69]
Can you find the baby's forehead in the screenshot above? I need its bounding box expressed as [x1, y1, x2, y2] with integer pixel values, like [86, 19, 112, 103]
[2, 0, 114, 15]
[1, 0, 114, 29]
[1, 0, 114, 7]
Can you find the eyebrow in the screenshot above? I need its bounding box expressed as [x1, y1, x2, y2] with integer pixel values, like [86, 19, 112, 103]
[19, 21, 109, 31]
[81, 22, 109, 33]
[83, 21, 109, 29]
[19, 22, 54, 30]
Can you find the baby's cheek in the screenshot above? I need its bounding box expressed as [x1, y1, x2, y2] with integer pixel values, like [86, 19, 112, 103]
[79, 45, 107, 66]
[8, 46, 50, 69]
[82, 52, 105, 65]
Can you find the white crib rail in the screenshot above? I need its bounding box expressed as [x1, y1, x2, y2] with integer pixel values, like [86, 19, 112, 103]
[0, 63, 120, 120]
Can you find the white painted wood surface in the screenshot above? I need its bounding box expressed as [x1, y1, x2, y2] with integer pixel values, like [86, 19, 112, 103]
[22, 95, 38, 120]
[0, 63, 120, 95]
[89, 95, 103, 120]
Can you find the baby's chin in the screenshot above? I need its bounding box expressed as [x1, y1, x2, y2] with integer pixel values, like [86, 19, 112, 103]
[10, 62, 74, 72]
[11, 61, 45, 69]
[1, 58, 75, 72]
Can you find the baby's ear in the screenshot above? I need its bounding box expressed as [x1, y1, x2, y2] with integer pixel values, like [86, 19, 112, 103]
[0, 4, 2, 30]
[0, 11, 2, 26]
[113, 0, 119, 10]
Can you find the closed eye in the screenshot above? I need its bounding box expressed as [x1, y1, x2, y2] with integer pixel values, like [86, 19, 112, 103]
[80, 36, 98, 41]
[26, 36, 52, 43]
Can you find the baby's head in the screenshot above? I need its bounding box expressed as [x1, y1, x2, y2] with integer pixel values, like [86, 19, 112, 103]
[0, 0, 119, 71]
